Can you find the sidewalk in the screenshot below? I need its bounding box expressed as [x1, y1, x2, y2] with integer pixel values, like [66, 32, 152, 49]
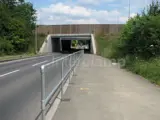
[52, 54, 160, 120]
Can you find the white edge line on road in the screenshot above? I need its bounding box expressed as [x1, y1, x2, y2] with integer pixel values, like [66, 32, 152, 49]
[0, 69, 20, 78]
[32, 60, 48, 67]
[52, 56, 63, 61]
[33, 56, 63, 67]
[0, 54, 53, 65]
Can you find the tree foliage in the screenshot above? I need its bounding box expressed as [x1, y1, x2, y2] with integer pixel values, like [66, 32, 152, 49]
[0, 0, 36, 55]
[115, 0, 160, 59]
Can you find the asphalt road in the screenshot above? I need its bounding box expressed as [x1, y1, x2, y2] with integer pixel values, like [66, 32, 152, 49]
[0, 53, 66, 120]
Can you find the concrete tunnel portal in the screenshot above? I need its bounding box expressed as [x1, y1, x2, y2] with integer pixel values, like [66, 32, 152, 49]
[39, 34, 97, 54]
[51, 35, 92, 53]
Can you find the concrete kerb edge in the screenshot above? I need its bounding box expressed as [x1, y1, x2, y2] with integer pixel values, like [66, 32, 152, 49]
[0, 54, 49, 65]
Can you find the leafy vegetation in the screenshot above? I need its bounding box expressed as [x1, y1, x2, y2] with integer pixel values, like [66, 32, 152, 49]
[0, 0, 37, 55]
[96, 1, 160, 85]
[96, 33, 120, 58]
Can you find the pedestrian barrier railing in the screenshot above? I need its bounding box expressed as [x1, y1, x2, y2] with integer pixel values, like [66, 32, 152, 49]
[40, 50, 84, 120]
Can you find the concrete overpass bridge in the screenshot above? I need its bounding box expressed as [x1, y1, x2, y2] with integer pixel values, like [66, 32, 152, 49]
[38, 24, 124, 55]
[39, 33, 97, 54]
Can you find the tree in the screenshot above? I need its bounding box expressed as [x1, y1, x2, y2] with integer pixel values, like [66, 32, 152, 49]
[114, 0, 160, 59]
[0, 0, 36, 54]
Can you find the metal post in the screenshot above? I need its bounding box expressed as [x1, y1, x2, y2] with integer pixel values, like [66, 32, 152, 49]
[69, 56, 72, 82]
[72, 55, 75, 75]
[61, 59, 64, 95]
[60, 25, 62, 34]
[61, 59, 64, 80]
[35, 26, 38, 54]
[60, 38, 62, 52]
[74, 54, 76, 65]
[128, 0, 130, 19]
[70, 24, 71, 34]
[40, 66, 46, 120]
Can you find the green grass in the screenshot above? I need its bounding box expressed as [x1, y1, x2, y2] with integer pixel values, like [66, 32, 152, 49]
[125, 57, 160, 85]
[0, 52, 47, 62]
[0, 53, 35, 61]
[37, 34, 46, 51]
[96, 33, 120, 58]
[0, 33, 47, 62]
[28, 33, 46, 53]
[96, 34, 160, 85]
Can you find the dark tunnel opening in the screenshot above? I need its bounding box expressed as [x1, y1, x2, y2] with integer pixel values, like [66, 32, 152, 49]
[61, 40, 72, 53]
[51, 38, 61, 52]
[51, 37, 91, 54]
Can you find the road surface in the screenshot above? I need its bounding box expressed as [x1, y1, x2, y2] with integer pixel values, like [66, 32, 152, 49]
[0, 53, 65, 120]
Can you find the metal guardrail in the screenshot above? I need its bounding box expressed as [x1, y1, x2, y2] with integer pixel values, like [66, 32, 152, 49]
[40, 50, 84, 120]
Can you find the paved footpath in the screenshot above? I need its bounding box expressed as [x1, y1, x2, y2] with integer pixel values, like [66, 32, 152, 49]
[53, 54, 160, 120]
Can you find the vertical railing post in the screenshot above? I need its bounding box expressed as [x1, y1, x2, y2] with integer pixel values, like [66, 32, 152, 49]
[61, 59, 64, 80]
[40, 66, 46, 120]
[61, 59, 64, 95]
[74, 53, 76, 65]
[69, 56, 72, 82]
[73, 54, 75, 75]
[70, 56, 72, 70]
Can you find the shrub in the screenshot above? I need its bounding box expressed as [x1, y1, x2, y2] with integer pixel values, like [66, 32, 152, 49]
[96, 0, 160, 84]
[0, 37, 14, 55]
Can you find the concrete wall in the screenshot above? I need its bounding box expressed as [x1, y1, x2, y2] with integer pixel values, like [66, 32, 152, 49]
[38, 24, 124, 54]
[39, 34, 97, 54]
[91, 34, 96, 54]
[36, 24, 124, 35]
[39, 35, 52, 53]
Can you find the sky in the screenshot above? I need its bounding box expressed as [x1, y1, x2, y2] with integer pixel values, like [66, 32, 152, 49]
[27, 0, 153, 25]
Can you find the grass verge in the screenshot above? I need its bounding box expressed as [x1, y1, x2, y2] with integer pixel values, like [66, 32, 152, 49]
[96, 34, 160, 85]
[125, 57, 160, 85]
[0, 53, 46, 62]
[96, 33, 120, 58]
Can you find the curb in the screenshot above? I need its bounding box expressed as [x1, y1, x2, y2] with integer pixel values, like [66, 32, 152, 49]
[0, 54, 47, 63]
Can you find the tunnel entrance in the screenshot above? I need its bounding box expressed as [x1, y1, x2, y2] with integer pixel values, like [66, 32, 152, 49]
[61, 40, 71, 53]
[40, 34, 97, 54]
[51, 37, 92, 54]
[51, 38, 61, 52]
[61, 39, 91, 54]
[70, 40, 91, 53]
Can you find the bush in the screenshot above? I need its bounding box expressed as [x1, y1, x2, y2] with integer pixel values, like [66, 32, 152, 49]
[96, 33, 120, 58]
[96, 0, 160, 84]
[118, 15, 160, 59]
[0, 37, 14, 55]
[115, 1, 160, 60]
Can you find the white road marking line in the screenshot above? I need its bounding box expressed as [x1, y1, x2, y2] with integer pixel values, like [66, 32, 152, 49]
[0, 54, 53, 65]
[32, 60, 48, 67]
[0, 70, 20, 78]
[52, 56, 63, 61]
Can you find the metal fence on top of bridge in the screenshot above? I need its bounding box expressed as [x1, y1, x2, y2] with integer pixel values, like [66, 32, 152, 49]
[40, 50, 84, 120]
[36, 24, 124, 35]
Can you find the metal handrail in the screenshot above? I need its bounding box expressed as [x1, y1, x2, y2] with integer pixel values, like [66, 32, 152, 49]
[40, 50, 83, 120]
[41, 51, 80, 68]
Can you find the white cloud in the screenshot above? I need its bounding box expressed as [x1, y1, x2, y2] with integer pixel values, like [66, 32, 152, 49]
[131, 13, 137, 17]
[37, 2, 138, 25]
[66, 18, 99, 24]
[77, 0, 116, 5]
[119, 16, 128, 23]
[77, 0, 99, 5]
[40, 3, 91, 17]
